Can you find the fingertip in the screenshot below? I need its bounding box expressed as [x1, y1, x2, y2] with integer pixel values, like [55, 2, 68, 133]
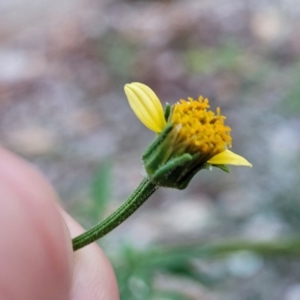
[62, 211, 119, 300]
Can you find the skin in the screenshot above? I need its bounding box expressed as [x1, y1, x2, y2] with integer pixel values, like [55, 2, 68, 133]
[0, 147, 119, 300]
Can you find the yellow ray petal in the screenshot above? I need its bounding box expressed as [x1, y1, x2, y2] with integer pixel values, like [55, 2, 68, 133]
[207, 149, 252, 167]
[124, 82, 166, 133]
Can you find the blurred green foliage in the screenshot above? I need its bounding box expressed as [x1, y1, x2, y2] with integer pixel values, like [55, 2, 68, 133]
[89, 160, 112, 222]
[73, 160, 112, 227]
[101, 33, 136, 79]
[112, 238, 300, 299]
[282, 71, 300, 116]
[185, 43, 242, 74]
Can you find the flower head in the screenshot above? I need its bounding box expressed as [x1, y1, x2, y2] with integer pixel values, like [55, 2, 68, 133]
[124, 82, 252, 189]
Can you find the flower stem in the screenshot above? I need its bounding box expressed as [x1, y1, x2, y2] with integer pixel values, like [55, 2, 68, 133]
[72, 177, 158, 251]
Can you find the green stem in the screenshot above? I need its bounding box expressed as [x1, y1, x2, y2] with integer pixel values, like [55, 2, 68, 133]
[72, 177, 157, 251]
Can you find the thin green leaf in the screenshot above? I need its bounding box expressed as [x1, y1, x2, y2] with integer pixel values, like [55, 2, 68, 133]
[89, 159, 112, 221]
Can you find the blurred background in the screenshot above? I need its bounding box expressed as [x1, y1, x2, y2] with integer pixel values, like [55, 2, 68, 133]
[1, 0, 300, 299]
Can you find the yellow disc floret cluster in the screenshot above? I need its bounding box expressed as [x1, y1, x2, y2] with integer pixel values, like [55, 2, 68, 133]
[171, 96, 232, 158]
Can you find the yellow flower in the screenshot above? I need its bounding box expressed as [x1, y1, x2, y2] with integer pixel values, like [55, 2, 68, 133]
[124, 82, 252, 168]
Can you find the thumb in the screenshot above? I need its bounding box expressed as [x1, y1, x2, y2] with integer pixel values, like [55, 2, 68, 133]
[0, 147, 72, 300]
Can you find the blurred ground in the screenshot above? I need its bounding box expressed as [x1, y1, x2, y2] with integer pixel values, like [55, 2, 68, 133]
[1, 0, 300, 299]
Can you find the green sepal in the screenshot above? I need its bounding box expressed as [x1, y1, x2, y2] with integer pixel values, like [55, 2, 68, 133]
[164, 102, 171, 122]
[151, 153, 194, 188]
[142, 123, 173, 161]
[212, 164, 230, 173]
[176, 162, 208, 189]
